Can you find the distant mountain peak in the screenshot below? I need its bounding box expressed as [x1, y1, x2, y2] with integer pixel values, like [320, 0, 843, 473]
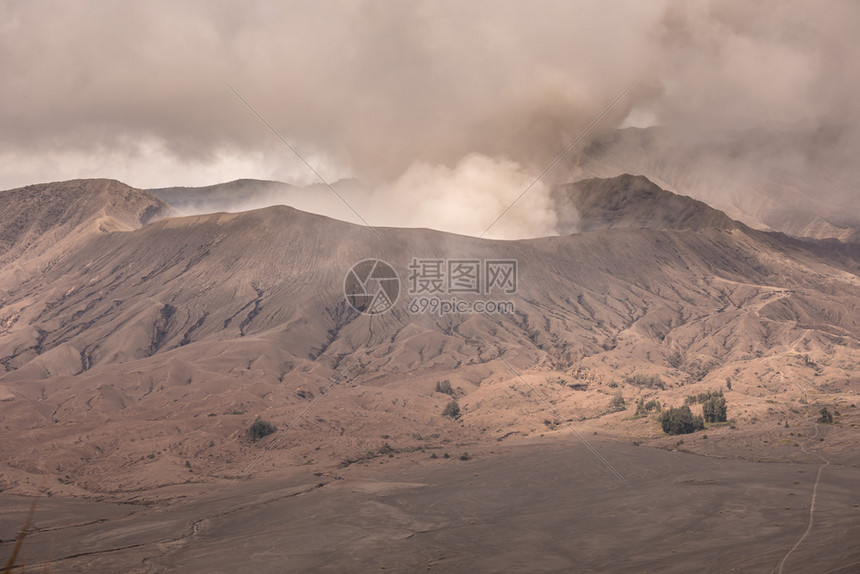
[148, 179, 297, 215]
[0, 178, 172, 267]
[553, 174, 737, 234]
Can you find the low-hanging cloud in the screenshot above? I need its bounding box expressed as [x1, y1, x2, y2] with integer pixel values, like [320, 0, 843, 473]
[1, 0, 859, 237]
[368, 154, 555, 239]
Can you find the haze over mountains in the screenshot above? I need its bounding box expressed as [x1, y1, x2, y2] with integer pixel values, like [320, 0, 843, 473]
[573, 126, 860, 241]
[146, 127, 860, 243]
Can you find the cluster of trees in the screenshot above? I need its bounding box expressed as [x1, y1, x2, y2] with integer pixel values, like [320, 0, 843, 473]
[702, 396, 727, 423]
[657, 393, 728, 435]
[658, 406, 705, 435]
[685, 389, 723, 405]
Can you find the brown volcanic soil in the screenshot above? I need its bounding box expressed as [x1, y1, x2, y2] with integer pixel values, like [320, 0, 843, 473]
[0, 176, 858, 572]
[1, 436, 858, 573]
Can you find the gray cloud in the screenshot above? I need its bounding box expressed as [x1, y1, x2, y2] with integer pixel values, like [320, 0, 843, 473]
[1, 0, 858, 236]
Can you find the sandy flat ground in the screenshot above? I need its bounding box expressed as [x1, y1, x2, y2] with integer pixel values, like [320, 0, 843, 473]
[2, 435, 858, 573]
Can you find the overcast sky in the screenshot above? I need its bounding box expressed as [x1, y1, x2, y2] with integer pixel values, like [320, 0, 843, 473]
[2, 0, 858, 235]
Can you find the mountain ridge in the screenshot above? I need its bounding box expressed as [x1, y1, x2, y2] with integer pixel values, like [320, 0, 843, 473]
[0, 175, 856, 501]
[573, 126, 860, 241]
[149, 178, 297, 214]
[0, 178, 173, 272]
[553, 174, 739, 234]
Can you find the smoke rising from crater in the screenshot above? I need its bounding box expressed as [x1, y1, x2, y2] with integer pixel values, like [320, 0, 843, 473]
[1, 1, 858, 236]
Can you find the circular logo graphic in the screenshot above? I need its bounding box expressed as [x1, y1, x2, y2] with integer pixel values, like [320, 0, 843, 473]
[344, 259, 400, 315]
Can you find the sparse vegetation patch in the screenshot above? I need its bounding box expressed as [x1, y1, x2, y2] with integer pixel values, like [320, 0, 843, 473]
[626, 373, 666, 389]
[634, 397, 661, 417]
[685, 389, 723, 405]
[607, 390, 626, 413]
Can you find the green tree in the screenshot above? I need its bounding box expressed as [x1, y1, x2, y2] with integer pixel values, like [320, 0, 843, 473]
[442, 400, 460, 419]
[817, 407, 834, 424]
[435, 380, 454, 395]
[702, 396, 727, 423]
[248, 418, 277, 441]
[658, 406, 705, 435]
